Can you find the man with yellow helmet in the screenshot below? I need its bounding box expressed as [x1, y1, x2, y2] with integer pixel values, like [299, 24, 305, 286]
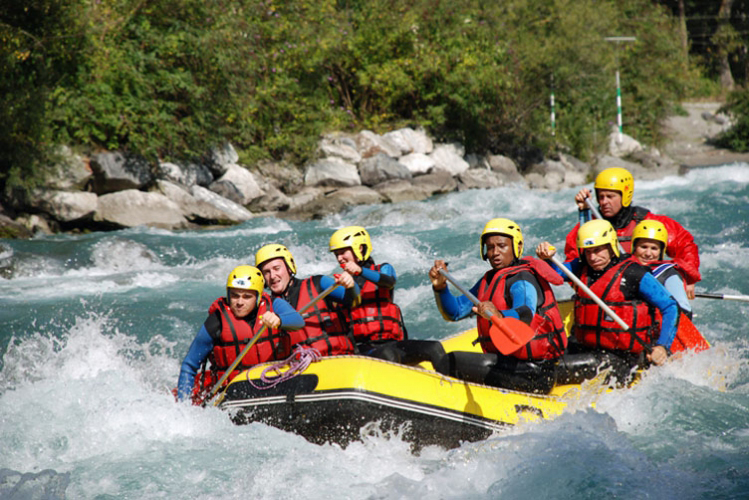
[631, 220, 692, 318]
[564, 167, 701, 298]
[428, 218, 567, 393]
[176, 265, 304, 403]
[255, 243, 359, 357]
[537, 219, 679, 383]
[329, 226, 447, 370]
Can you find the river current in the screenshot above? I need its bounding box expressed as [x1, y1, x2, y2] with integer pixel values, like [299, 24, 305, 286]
[1, 164, 748, 499]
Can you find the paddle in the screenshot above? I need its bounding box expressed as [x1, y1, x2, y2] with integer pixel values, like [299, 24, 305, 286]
[438, 269, 536, 355]
[695, 292, 749, 303]
[204, 280, 340, 404]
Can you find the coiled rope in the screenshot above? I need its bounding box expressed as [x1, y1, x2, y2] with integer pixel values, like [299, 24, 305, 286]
[249, 346, 322, 390]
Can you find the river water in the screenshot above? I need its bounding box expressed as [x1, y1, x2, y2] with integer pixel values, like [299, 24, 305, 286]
[1, 164, 748, 499]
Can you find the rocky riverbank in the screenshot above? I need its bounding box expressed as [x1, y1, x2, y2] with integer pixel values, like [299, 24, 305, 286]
[1, 102, 746, 240]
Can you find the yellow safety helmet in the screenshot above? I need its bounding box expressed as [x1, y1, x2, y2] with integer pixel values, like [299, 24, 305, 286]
[255, 243, 297, 275]
[577, 219, 620, 258]
[632, 220, 668, 259]
[594, 167, 634, 207]
[329, 226, 372, 262]
[480, 218, 523, 260]
[225, 265, 265, 295]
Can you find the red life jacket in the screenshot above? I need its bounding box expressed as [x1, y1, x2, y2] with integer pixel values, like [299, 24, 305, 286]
[475, 257, 567, 360]
[613, 207, 649, 254]
[574, 257, 658, 353]
[349, 263, 405, 343]
[285, 276, 356, 356]
[205, 293, 289, 384]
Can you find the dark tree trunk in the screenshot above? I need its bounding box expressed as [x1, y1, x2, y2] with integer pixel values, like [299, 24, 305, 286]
[716, 0, 736, 91]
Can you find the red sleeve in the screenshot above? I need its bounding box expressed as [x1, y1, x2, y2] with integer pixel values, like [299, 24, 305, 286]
[564, 223, 581, 261]
[646, 213, 701, 284]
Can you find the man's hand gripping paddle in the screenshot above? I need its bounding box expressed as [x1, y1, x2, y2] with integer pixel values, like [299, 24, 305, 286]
[203, 281, 340, 405]
[438, 269, 535, 355]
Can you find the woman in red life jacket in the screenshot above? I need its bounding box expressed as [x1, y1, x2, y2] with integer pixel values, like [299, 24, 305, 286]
[328, 226, 447, 371]
[255, 243, 359, 357]
[429, 218, 567, 394]
[176, 265, 304, 402]
[537, 219, 679, 385]
[631, 220, 693, 319]
[563, 167, 701, 297]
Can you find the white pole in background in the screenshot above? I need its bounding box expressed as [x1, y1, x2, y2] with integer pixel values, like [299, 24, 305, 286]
[550, 75, 556, 137]
[615, 69, 622, 144]
[604, 36, 636, 145]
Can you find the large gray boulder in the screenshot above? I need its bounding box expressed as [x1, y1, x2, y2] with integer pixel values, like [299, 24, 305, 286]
[33, 190, 98, 222]
[398, 153, 435, 176]
[157, 161, 213, 188]
[412, 170, 458, 196]
[457, 169, 506, 190]
[355, 130, 402, 159]
[358, 153, 412, 186]
[429, 143, 470, 176]
[609, 129, 644, 158]
[288, 186, 327, 212]
[304, 157, 361, 187]
[254, 160, 305, 194]
[89, 152, 153, 194]
[383, 127, 434, 155]
[209, 164, 264, 205]
[320, 133, 362, 163]
[526, 159, 567, 190]
[46, 146, 92, 191]
[156, 180, 251, 223]
[290, 186, 385, 218]
[373, 180, 432, 203]
[190, 185, 253, 222]
[95, 190, 188, 229]
[208, 143, 239, 177]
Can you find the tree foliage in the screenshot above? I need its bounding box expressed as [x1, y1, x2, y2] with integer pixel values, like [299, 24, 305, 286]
[0, 0, 733, 194]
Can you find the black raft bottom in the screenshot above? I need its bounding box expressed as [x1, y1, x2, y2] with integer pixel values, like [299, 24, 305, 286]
[222, 376, 501, 452]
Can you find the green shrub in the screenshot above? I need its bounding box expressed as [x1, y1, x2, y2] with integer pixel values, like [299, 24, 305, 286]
[715, 87, 749, 152]
[0, 0, 720, 197]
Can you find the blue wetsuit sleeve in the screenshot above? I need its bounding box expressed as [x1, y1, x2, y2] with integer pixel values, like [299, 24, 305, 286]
[663, 275, 692, 314]
[548, 257, 581, 281]
[177, 324, 214, 401]
[638, 273, 679, 349]
[319, 275, 360, 307]
[433, 277, 478, 321]
[501, 280, 539, 322]
[272, 298, 305, 330]
[359, 263, 396, 289]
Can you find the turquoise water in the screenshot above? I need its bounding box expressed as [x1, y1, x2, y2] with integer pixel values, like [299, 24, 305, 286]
[1, 164, 748, 499]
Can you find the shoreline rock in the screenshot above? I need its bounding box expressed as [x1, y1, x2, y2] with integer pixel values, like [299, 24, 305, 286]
[2, 102, 748, 237]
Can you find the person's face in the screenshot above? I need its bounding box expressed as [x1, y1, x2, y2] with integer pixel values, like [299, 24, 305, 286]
[333, 247, 357, 267]
[228, 288, 258, 318]
[485, 235, 517, 270]
[633, 239, 662, 263]
[583, 244, 613, 271]
[596, 189, 623, 218]
[259, 257, 291, 295]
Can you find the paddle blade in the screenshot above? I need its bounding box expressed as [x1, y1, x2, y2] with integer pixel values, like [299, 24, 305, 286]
[488, 316, 536, 355]
[671, 313, 710, 353]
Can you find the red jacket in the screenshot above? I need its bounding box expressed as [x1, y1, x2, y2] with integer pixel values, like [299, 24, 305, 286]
[564, 206, 700, 284]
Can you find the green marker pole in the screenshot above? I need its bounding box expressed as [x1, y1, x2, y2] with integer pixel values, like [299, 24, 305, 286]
[604, 36, 636, 145]
[615, 69, 622, 144]
[550, 76, 556, 137]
